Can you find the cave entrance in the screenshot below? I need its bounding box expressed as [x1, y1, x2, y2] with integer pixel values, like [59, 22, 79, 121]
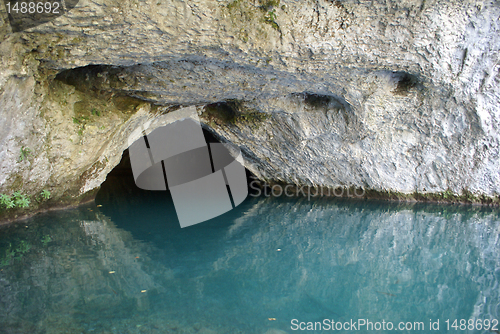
[95, 127, 256, 230]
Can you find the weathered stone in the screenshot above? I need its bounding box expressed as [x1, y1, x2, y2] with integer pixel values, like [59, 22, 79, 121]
[0, 0, 499, 219]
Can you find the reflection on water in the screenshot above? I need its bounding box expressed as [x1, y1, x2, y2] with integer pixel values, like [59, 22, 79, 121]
[0, 189, 499, 333]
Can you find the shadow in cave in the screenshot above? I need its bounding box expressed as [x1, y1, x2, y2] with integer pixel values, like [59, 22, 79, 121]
[95, 128, 258, 246]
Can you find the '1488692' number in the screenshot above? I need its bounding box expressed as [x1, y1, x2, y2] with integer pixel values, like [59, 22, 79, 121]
[445, 319, 498, 331]
[6, 2, 60, 14]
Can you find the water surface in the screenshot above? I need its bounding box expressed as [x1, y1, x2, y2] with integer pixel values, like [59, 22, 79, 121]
[1, 186, 499, 334]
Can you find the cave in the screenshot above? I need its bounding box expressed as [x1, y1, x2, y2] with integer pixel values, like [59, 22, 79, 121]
[95, 126, 257, 234]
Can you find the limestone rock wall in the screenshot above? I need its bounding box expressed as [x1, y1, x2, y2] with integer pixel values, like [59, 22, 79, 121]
[0, 0, 499, 214]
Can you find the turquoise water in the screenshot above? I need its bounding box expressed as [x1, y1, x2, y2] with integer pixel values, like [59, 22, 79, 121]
[1, 184, 500, 333]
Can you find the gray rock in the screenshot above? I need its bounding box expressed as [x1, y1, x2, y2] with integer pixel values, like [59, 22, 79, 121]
[0, 0, 499, 216]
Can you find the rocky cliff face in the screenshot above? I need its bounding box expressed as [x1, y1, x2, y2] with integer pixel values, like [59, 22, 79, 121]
[0, 0, 499, 218]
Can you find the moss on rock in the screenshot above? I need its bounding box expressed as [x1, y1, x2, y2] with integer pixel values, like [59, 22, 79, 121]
[202, 100, 269, 129]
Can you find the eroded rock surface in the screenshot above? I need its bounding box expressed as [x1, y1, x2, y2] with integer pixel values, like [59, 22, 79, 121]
[0, 0, 499, 216]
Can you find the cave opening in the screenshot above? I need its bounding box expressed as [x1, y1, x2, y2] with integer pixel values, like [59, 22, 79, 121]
[95, 127, 257, 232]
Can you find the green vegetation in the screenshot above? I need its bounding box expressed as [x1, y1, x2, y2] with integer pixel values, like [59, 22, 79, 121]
[259, 0, 281, 32]
[226, 0, 241, 10]
[12, 191, 30, 208]
[0, 248, 14, 267]
[226, 0, 281, 10]
[362, 188, 500, 205]
[19, 146, 31, 162]
[226, 0, 283, 39]
[258, 0, 280, 9]
[73, 115, 89, 124]
[0, 240, 31, 267]
[40, 189, 51, 200]
[0, 194, 15, 209]
[73, 115, 88, 136]
[70, 97, 111, 137]
[0, 189, 50, 212]
[203, 100, 269, 129]
[442, 189, 454, 200]
[263, 9, 279, 31]
[41, 235, 52, 246]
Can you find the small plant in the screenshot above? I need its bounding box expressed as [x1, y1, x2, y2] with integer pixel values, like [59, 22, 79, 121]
[17, 240, 31, 254]
[0, 194, 15, 209]
[91, 108, 101, 116]
[12, 191, 30, 208]
[19, 146, 31, 162]
[227, 0, 241, 10]
[41, 235, 52, 246]
[258, 0, 280, 9]
[72, 117, 80, 124]
[442, 189, 454, 200]
[40, 189, 51, 200]
[17, 197, 30, 208]
[461, 189, 476, 202]
[262, 5, 281, 34]
[265, 8, 277, 22]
